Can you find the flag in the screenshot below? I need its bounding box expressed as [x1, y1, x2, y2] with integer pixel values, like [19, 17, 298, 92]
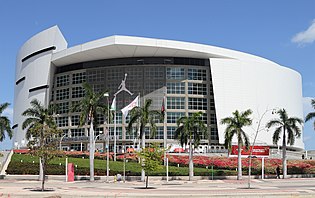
[161, 95, 165, 116]
[110, 97, 116, 111]
[121, 96, 139, 118]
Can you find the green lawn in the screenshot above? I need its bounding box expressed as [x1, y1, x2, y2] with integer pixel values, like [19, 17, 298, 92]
[7, 154, 236, 176]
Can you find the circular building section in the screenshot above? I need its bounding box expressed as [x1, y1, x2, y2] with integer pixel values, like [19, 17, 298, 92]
[13, 26, 304, 154]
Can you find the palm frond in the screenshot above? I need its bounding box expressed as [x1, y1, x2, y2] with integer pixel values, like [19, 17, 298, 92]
[272, 127, 282, 145]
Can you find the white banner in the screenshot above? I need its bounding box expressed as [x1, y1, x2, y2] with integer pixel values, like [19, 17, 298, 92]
[121, 96, 139, 118]
[110, 97, 116, 111]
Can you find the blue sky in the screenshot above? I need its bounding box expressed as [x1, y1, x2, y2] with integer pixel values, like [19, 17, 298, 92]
[0, 0, 315, 150]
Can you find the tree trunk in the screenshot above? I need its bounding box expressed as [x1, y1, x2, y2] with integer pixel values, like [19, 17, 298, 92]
[89, 119, 95, 181]
[237, 142, 242, 180]
[141, 131, 145, 182]
[145, 172, 149, 189]
[189, 140, 194, 181]
[41, 158, 45, 191]
[282, 127, 287, 179]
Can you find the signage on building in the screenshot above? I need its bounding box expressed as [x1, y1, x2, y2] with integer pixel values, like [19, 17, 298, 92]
[230, 145, 269, 156]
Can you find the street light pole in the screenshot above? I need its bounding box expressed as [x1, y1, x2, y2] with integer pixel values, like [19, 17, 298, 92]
[59, 134, 67, 151]
[104, 93, 110, 182]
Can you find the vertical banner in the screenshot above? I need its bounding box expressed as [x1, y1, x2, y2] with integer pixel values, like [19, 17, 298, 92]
[67, 163, 74, 182]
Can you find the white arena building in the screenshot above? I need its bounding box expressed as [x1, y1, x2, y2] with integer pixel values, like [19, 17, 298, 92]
[12, 26, 304, 152]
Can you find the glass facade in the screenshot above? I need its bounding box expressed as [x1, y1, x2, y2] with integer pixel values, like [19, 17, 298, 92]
[52, 57, 219, 151]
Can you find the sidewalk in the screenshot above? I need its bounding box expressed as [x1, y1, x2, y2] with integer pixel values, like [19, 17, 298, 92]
[1, 177, 315, 197]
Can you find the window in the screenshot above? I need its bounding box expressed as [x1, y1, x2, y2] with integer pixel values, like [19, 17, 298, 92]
[167, 112, 185, 123]
[167, 126, 176, 139]
[72, 87, 84, 98]
[188, 83, 207, 95]
[56, 102, 69, 114]
[166, 68, 185, 80]
[155, 127, 164, 139]
[167, 97, 185, 109]
[71, 143, 85, 151]
[57, 116, 68, 127]
[188, 98, 207, 110]
[62, 129, 69, 137]
[211, 128, 219, 140]
[71, 115, 80, 126]
[188, 69, 207, 81]
[56, 88, 69, 101]
[109, 127, 122, 139]
[210, 113, 217, 125]
[72, 72, 86, 84]
[71, 101, 80, 113]
[126, 127, 137, 140]
[71, 128, 85, 137]
[167, 82, 185, 94]
[56, 75, 69, 87]
[188, 112, 207, 124]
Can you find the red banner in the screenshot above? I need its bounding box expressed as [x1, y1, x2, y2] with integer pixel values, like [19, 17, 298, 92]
[231, 145, 269, 156]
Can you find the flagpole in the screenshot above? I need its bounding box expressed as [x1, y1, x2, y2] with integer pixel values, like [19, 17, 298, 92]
[163, 89, 167, 165]
[113, 96, 117, 161]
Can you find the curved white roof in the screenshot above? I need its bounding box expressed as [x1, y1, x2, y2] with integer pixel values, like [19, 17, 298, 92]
[51, 35, 277, 67]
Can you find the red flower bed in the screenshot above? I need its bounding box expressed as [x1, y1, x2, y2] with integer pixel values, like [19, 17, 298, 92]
[167, 155, 315, 174]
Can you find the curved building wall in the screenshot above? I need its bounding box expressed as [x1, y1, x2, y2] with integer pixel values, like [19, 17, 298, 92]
[12, 26, 67, 148]
[211, 58, 304, 149]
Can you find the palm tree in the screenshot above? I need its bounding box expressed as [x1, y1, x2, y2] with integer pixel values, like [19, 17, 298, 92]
[221, 109, 252, 180]
[174, 112, 207, 181]
[22, 99, 61, 191]
[127, 98, 162, 181]
[305, 99, 315, 129]
[266, 108, 303, 178]
[0, 102, 13, 142]
[72, 82, 108, 181]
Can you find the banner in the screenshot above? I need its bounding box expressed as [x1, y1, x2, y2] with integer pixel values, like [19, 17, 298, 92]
[110, 97, 116, 111]
[121, 96, 139, 118]
[230, 145, 269, 156]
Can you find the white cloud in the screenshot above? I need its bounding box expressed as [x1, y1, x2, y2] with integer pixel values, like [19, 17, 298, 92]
[292, 19, 315, 45]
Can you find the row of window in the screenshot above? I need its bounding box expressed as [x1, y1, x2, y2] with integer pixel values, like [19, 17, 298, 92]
[56, 72, 86, 87]
[166, 68, 207, 80]
[58, 110, 215, 128]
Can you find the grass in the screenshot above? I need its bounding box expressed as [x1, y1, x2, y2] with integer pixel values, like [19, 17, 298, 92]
[8, 154, 236, 176]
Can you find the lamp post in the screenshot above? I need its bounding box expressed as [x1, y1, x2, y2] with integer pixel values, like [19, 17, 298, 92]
[94, 132, 103, 145]
[104, 93, 110, 182]
[59, 134, 67, 151]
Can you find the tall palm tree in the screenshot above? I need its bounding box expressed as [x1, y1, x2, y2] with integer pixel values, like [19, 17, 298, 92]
[174, 112, 207, 181]
[72, 82, 108, 181]
[266, 108, 303, 178]
[127, 98, 162, 181]
[221, 109, 252, 180]
[22, 99, 61, 191]
[0, 102, 13, 142]
[305, 99, 315, 129]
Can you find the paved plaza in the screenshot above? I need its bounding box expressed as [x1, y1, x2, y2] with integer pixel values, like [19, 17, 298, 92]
[1, 177, 315, 197]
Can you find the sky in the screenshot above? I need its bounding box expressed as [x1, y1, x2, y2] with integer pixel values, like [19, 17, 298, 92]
[0, 0, 315, 150]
